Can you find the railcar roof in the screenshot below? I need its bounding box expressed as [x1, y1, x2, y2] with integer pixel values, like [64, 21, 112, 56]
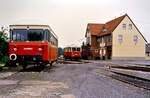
[9, 24, 49, 28]
[9, 24, 58, 39]
[64, 47, 81, 48]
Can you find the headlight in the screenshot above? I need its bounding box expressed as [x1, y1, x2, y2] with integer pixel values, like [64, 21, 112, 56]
[14, 48, 17, 52]
[10, 54, 17, 61]
[38, 48, 42, 51]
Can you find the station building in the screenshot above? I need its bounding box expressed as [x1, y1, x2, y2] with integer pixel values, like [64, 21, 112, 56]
[84, 14, 147, 60]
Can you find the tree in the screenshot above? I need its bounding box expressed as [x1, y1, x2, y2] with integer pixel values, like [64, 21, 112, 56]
[0, 26, 9, 63]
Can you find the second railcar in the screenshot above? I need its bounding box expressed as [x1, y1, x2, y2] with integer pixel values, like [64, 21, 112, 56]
[63, 47, 81, 60]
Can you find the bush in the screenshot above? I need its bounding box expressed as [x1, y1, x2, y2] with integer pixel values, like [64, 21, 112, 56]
[0, 56, 8, 64]
[0, 27, 9, 64]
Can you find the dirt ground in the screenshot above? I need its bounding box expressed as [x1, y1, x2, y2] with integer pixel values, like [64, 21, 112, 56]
[0, 60, 150, 98]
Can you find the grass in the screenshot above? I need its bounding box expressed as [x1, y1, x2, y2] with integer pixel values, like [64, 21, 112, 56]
[0, 62, 9, 70]
[0, 63, 5, 66]
[2, 67, 8, 70]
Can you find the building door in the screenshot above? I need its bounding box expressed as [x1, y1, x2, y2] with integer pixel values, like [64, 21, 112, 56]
[102, 49, 105, 60]
[107, 47, 112, 59]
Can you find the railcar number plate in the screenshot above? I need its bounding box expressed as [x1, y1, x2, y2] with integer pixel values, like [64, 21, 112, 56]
[24, 48, 33, 50]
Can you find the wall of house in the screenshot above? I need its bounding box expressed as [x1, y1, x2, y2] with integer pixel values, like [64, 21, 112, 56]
[90, 35, 99, 59]
[86, 31, 91, 45]
[99, 35, 112, 59]
[112, 16, 146, 60]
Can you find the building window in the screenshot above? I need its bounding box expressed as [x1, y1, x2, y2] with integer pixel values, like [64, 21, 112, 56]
[103, 28, 107, 32]
[87, 27, 90, 33]
[148, 53, 149, 56]
[122, 24, 126, 29]
[102, 37, 106, 43]
[95, 49, 99, 53]
[103, 25, 107, 32]
[107, 36, 111, 43]
[86, 37, 90, 45]
[118, 35, 123, 43]
[133, 35, 138, 43]
[97, 37, 102, 43]
[129, 24, 132, 30]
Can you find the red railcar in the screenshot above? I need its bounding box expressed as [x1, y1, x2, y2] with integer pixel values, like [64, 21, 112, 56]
[9, 25, 58, 69]
[63, 47, 81, 60]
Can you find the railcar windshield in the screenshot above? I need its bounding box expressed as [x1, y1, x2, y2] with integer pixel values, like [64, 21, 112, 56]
[72, 48, 76, 51]
[12, 29, 27, 41]
[77, 48, 80, 51]
[28, 29, 43, 41]
[11, 29, 48, 42]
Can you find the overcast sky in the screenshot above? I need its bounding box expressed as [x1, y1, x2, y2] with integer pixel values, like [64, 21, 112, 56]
[0, 0, 150, 47]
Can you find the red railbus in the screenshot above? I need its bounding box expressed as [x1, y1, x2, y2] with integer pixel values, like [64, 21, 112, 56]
[63, 47, 81, 60]
[9, 25, 58, 69]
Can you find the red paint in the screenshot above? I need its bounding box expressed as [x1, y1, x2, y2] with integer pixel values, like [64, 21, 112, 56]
[9, 42, 58, 63]
[63, 51, 81, 59]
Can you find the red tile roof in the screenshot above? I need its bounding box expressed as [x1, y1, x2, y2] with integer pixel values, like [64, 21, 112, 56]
[86, 14, 126, 37]
[85, 14, 147, 42]
[86, 24, 104, 36]
[101, 14, 126, 36]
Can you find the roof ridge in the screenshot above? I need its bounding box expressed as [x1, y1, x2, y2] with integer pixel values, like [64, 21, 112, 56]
[105, 14, 127, 24]
[88, 23, 104, 25]
[86, 14, 127, 37]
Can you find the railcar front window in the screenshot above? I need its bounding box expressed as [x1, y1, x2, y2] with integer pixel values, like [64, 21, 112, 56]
[77, 48, 80, 51]
[28, 29, 43, 41]
[72, 48, 76, 51]
[12, 29, 48, 42]
[12, 29, 27, 41]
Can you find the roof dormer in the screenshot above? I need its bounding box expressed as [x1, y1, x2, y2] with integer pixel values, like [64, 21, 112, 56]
[102, 24, 107, 32]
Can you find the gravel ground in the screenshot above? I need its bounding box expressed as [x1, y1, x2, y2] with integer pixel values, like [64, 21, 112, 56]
[0, 61, 150, 98]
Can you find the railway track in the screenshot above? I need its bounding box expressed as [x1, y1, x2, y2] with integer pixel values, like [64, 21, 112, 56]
[0, 64, 55, 80]
[0, 60, 85, 79]
[97, 68, 150, 90]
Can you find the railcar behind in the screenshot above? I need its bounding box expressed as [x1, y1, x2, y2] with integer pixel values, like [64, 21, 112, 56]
[63, 47, 81, 60]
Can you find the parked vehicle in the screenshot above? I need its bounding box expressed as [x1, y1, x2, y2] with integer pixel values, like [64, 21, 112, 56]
[63, 47, 81, 60]
[9, 25, 58, 69]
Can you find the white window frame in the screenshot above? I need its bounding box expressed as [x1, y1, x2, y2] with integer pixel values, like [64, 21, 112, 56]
[102, 37, 105, 43]
[133, 35, 138, 43]
[129, 24, 132, 30]
[122, 24, 126, 29]
[118, 35, 123, 43]
[95, 49, 99, 53]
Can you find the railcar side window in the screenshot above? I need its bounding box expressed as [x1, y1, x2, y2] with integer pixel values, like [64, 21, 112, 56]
[44, 30, 48, 42]
[68, 48, 71, 52]
[49, 31, 58, 46]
